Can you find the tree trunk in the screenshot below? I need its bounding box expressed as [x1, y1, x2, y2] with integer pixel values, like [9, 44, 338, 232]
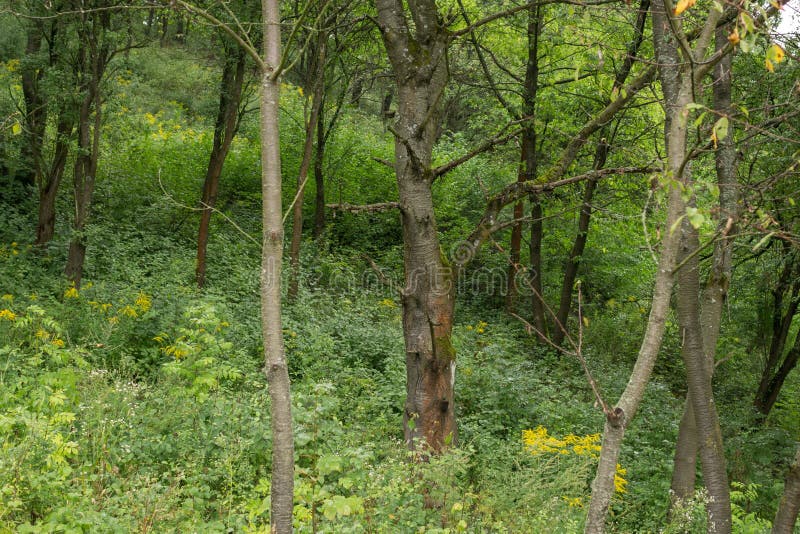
[529, 194, 547, 336]
[260, 0, 294, 529]
[552, 177, 597, 345]
[288, 34, 326, 300]
[669, 23, 738, 506]
[312, 97, 326, 239]
[196, 46, 247, 288]
[35, 116, 72, 245]
[755, 253, 800, 416]
[651, 3, 731, 530]
[65, 7, 111, 287]
[507, 2, 541, 314]
[552, 0, 648, 345]
[66, 82, 101, 287]
[376, 0, 456, 452]
[21, 21, 46, 189]
[586, 0, 714, 529]
[773, 446, 800, 534]
[675, 214, 731, 533]
[756, 330, 800, 417]
[584, 176, 683, 534]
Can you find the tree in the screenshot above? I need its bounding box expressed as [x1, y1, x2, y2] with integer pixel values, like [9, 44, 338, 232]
[259, 0, 294, 525]
[196, 38, 248, 288]
[65, 0, 115, 286]
[773, 445, 800, 534]
[669, 21, 739, 507]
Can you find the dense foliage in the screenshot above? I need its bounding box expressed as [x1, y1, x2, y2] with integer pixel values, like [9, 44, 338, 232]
[1, 0, 799, 531]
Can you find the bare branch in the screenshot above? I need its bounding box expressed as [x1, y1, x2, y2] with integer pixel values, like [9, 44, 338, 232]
[327, 201, 401, 213]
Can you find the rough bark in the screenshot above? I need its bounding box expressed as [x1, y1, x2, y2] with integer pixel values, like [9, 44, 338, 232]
[670, 23, 738, 506]
[376, 0, 456, 452]
[261, 0, 293, 529]
[196, 45, 247, 288]
[773, 446, 800, 534]
[288, 33, 326, 299]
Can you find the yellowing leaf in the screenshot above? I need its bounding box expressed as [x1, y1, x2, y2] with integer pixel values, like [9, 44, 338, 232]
[766, 58, 775, 72]
[727, 28, 740, 46]
[674, 0, 696, 15]
[767, 43, 785, 65]
[12, 121, 21, 135]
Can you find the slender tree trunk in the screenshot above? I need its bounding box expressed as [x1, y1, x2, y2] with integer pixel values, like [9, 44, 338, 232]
[670, 24, 738, 506]
[586, 0, 704, 529]
[755, 255, 800, 415]
[312, 98, 326, 239]
[552, 0, 648, 345]
[196, 46, 247, 288]
[552, 177, 597, 344]
[35, 116, 72, 245]
[66, 82, 102, 287]
[584, 180, 683, 534]
[261, 0, 293, 529]
[529, 194, 547, 336]
[773, 446, 800, 534]
[376, 0, 456, 452]
[21, 21, 46, 189]
[676, 214, 731, 533]
[289, 34, 326, 299]
[757, 331, 800, 416]
[65, 9, 110, 288]
[651, 3, 731, 530]
[508, 3, 541, 313]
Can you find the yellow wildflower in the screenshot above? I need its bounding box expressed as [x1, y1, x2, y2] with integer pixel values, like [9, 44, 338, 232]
[108, 316, 119, 325]
[614, 465, 628, 494]
[135, 292, 152, 313]
[144, 112, 157, 125]
[120, 305, 138, 318]
[51, 339, 65, 348]
[64, 286, 79, 299]
[5, 59, 20, 72]
[563, 496, 583, 508]
[1, 294, 12, 301]
[0, 309, 16, 321]
[35, 329, 48, 339]
[379, 298, 396, 308]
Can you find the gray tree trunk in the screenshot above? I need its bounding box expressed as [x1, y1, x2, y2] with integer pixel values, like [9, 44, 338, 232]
[670, 23, 738, 506]
[260, 0, 294, 529]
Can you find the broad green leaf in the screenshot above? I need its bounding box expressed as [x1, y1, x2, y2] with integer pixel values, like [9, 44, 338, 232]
[686, 207, 705, 229]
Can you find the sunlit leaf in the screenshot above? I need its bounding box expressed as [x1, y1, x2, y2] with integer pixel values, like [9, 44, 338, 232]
[12, 121, 21, 135]
[673, 0, 696, 15]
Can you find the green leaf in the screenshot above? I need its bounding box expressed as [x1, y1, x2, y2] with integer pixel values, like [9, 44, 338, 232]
[713, 117, 729, 142]
[12, 121, 21, 135]
[686, 207, 705, 229]
[752, 232, 774, 252]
